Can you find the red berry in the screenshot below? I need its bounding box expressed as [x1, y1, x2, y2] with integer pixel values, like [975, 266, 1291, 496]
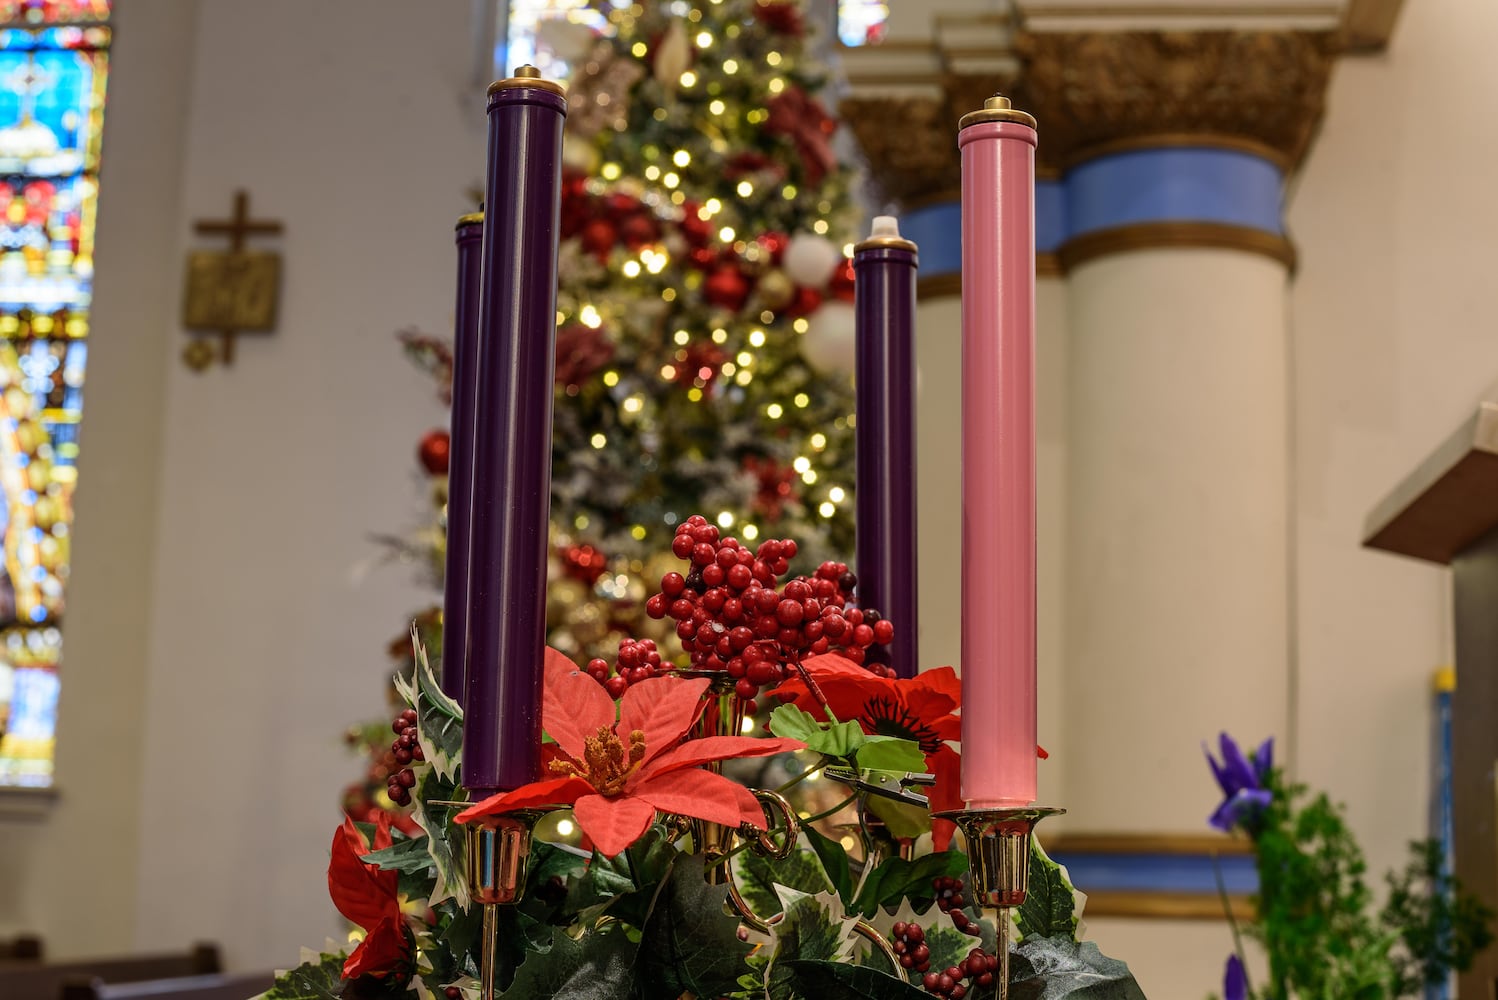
[703, 564, 726, 587]
[646, 593, 668, 618]
[775, 599, 804, 626]
[735, 678, 758, 700]
[873, 619, 895, 644]
[672, 534, 694, 558]
[852, 623, 875, 646]
[784, 579, 810, 601]
[662, 572, 686, 596]
[727, 563, 752, 589]
[692, 542, 716, 565]
[605, 676, 627, 698]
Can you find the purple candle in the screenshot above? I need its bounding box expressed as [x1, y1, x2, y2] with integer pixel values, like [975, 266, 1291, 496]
[440, 212, 483, 703]
[462, 67, 566, 795]
[853, 216, 920, 678]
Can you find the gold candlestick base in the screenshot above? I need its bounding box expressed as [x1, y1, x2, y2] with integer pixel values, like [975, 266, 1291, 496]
[464, 809, 547, 1000]
[937, 806, 1065, 1000]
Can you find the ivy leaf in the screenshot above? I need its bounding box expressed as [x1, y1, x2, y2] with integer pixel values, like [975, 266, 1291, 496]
[564, 823, 674, 928]
[363, 835, 434, 875]
[852, 850, 970, 918]
[1008, 935, 1147, 1000]
[1014, 839, 1080, 942]
[769, 703, 869, 758]
[766, 886, 863, 1000]
[734, 845, 837, 918]
[803, 821, 855, 906]
[498, 925, 638, 1000]
[639, 854, 755, 997]
[412, 765, 468, 908]
[254, 951, 345, 1000]
[854, 737, 927, 774]
[401, 629, 464, 783]
[781, 960, 932, 999]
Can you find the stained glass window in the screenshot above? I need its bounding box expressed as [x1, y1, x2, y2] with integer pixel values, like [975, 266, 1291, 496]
[500, 0, 625, 78]
[0, 0, 109, 790]
[837, 0, 887, 46]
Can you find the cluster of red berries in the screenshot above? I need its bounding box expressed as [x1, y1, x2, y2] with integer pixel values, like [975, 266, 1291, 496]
[385, 707, 424, 806]
[922, 947, 1001, 999]
[643, 516, 895, 700]
[933, 876, 981, 937]
[583, 637, 666, 698]
[891, 921, 932, 973]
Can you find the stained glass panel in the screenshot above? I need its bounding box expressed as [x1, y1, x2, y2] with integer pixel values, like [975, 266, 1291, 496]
[501, 0, 626, 79]
[837, 0, 888, 46]
[0, 0, 107, 790]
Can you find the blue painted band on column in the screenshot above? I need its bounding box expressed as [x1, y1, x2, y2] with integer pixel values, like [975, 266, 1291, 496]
[899, 146, 1283, 277]
[1049, 850, 1260, 895]
[902, 202, 963, 277]
[1066, 147, 1285, 236]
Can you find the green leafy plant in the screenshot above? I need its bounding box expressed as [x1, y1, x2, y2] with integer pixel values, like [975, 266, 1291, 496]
[1205, 734, 1494, 1000]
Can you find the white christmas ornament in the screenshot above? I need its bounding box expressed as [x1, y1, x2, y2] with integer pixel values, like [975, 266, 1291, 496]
[561, 136, 600, 173]
[799, 301, 856, 375]
[653, 21, 692, 92]
[782, 232, 842, 288]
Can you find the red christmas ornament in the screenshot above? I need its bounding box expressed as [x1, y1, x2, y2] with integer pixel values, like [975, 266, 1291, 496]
[581, 217, 618, 260]
[418, 429, 450, 476]
[829, 257, 856, 302]
[784, 285, 824, 318]
[680, 202, 712, 246]
[555, 324, 616, 389]
[620, 213, 659, 249]
[687, 246, 718, 271]
[752, 0, 805, 36]
[703, 265, 751, 311]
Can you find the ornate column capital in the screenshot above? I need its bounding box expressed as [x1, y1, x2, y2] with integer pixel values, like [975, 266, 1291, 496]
[1007, 30, 1340, 174]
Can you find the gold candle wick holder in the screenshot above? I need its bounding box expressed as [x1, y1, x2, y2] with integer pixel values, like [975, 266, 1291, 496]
[937, 806, 1064, 1000]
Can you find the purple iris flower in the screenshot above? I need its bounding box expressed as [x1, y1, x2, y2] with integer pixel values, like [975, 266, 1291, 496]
[1223, 954, 1247, 1000]
[1204, 732, 1274, 833]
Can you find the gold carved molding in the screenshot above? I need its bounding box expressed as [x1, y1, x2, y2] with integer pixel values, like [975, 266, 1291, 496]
[842, 28, 1339, 205]
[1057, 221, 1298, 273]
[1008, 30, 1340, 173]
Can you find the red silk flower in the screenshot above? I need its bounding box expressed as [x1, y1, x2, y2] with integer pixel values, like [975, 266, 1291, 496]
[328, 813, 410, 980]
[457, 649, 803, 857]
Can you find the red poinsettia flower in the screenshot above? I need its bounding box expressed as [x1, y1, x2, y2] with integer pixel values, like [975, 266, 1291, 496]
[457, 649, 804, 857]
[328, 813, 410, 980]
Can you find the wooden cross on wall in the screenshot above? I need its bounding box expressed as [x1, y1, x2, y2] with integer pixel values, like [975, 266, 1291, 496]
[181, 190, 284, 371]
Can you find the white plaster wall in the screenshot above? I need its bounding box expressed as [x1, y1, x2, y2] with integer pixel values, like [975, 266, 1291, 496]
[1288, 0, 1498, 887]
[122, 0, 482, 969]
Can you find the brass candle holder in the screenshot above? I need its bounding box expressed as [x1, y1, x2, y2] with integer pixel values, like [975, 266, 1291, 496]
[466, 809, 544, 1000]
[937, 806, 1064, 1000]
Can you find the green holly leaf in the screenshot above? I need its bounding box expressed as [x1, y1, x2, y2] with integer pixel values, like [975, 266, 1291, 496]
[362, 835, 434, 875]
[639, 854, 756, 997]
[781, 960, 932, 999]
[734, 845, 837, 918]
[854, 737, 927, 774]
[765, 886, 863, 1000]
[498, 925, 638, 1000]
[395, 629, 464, 783]
[851, 850, 969, 918]
[563, 823, 674, 928]
[803, 821, 855, 906]
[254, 951, 345, 1000]
[412, 766, 467, 909]
[769, 703, 868, 758]
[1009, 935, 1147, 1000]
[1014, 838, 1080, 942]
[921, 924, 976, 980]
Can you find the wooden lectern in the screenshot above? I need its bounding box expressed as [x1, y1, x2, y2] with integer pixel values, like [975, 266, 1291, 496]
[1366, 396, 1498, 997]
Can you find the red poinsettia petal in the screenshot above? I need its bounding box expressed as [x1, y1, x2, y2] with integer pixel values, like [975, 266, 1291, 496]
[1038, 745, 1049, 760]
[617, 674, 711, 767]
[370, 809, 395, 851]
[572, 791, 658, 858]
[329, 816, 399, 931]
[927, 745, 963, 852]
[543, 647, 616, 762]
[632, 767, 768, 830]
[636, 735, 804, 781]
[341, 914, 409, 980]
[899, 666, 962, 719]
[454, 776, 593, 824]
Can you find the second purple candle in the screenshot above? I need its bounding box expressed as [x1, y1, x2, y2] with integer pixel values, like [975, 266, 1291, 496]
[853, 216, 920, 678]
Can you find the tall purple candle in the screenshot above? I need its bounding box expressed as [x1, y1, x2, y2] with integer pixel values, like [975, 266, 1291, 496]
[440, 212, 483, 703]
[462, 67, 566, 795]
[853, 216, 920, 679]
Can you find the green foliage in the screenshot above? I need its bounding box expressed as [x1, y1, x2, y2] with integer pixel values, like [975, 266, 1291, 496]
[1008, 935, 1147, 1000]
[394, 632, 463, 783]
[736, 846, 837, 916]
[851, 850, 969, 919]
[255, 950, 346, 1000]
[1219, 767, 1494, 1000]
[1015, 838, 1080, 941]
[640, 855, 756, 997]
[779, 960, 931, 999]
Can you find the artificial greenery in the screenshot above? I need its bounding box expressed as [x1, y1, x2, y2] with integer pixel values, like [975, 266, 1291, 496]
[1207, 735, 1493, 1000]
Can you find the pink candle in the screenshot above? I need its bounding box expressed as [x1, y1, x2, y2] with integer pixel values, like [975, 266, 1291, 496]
[958, 97, 1037, 808]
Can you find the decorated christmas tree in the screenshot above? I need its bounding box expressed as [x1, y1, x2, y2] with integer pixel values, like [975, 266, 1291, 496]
[543, 0, 861, 660]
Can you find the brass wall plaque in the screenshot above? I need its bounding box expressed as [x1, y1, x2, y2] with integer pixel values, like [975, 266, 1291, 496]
[182, 250, 281, 332]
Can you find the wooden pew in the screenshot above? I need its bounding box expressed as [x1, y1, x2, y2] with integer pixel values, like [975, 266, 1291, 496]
[0, 943, 221, 1000]
[59, 971, 275, 1000]
[0, 933, 43, 960]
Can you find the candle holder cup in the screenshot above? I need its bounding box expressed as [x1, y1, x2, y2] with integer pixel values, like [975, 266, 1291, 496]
[936, 806, 1064, 1000]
